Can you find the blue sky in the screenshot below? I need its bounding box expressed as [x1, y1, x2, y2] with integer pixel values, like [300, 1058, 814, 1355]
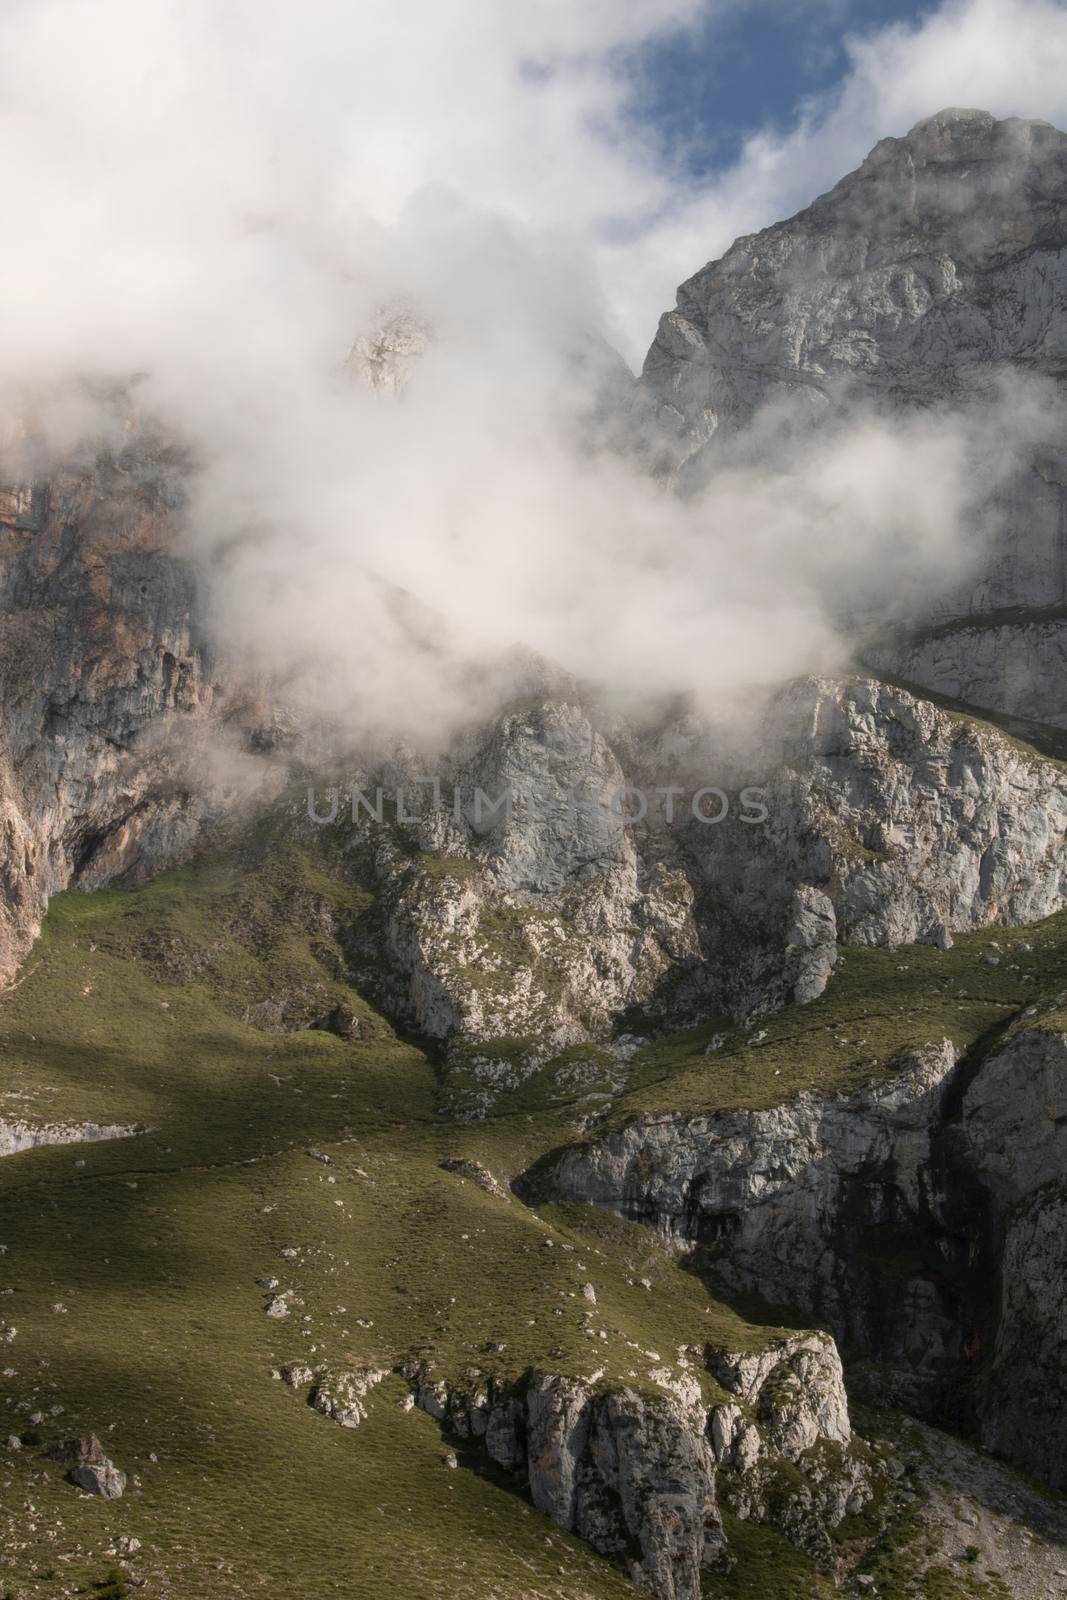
[629, 0, 935, 173]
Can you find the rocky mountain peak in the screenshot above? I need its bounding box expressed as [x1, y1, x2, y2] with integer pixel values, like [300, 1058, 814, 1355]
[5, 91, 1067, 1600]
[636, 105, 1067, 730]
[347, 305, 432, 395]
[813, 104, 1067, 262]
[879, 103, 1060, 163]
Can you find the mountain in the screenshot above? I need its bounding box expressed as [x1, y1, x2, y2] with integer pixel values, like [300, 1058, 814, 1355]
[637, 106, 1067, 727]
[2, 111, 1067, 1600]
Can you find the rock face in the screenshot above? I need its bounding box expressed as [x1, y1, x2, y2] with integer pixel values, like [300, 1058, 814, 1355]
[637, 108, 1067, 723]
[642, 109, 1067, 461]
[703, 1334, 877, 1565]
[524, 1372, 723, 1600]
[539, 1024, 1067, 1488]
[707, 1334, 851, 1459]
[68, 1458, 126, 1498]
[983, 1182, 1067, 1483]
[543, 1041, 965, 1399]
[958, 1028, 1067, 1485]
[633, 674, 1067, 1014]
[880, 617, 1067, 730]
[408, 1337, 875, 1600]
[0, 414, 217, 986]
[362, 697, 704, 1057]
[350, 674, 1067, 1092]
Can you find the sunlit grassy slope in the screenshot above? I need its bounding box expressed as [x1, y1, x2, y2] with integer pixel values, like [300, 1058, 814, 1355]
[0, 822, 778, 1600]
[1, 812, 1063, 1598]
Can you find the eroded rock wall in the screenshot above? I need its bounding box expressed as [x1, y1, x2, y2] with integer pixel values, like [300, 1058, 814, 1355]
[635, 108, 1067, 723]
[405, 1332, 878, 1600]
[0, 422, 216, 985]
[539, 1026, 1067, 1486]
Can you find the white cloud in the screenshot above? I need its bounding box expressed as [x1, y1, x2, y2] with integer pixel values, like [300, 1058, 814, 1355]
[4, 0, 1066, 367]
[0, 0, 701, 375]
[0, 0, 1063, 742]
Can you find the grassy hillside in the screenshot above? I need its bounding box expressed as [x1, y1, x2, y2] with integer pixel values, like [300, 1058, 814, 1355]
[0, 824, 778, 1600]
[1, 813, 1061, 1598]
[609, 911, 1067, 1121]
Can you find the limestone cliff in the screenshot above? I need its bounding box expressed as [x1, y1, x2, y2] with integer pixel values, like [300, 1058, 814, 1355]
[404, 1331, 876, 1600]
[350, 675, 1067, 1103]
[3, 108, 1067, 1600]
[0, 414, 216, 985]
[537, 1023, 1067, 1489]
[637, 107, 1067, 725]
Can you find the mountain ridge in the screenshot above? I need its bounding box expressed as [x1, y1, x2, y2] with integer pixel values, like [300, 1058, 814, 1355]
[3, 107, 1067, 1599]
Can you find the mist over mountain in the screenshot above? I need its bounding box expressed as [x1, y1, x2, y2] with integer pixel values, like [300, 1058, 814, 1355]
[4, 7, 1067, 1598]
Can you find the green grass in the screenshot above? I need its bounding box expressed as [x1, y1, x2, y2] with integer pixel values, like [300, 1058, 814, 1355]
[413, 853, 484, 883]
[851, 1507, 1012, 1599]
[0, 826, 792, 1600]
[702, 1514, 835, 1597]
[4, 814, 1066, 1597]
[606, 911, 1067, 1121]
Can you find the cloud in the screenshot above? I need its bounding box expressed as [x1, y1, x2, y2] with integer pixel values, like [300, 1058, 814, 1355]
[0, 0, 1063, 745]
[0, 0, 701, 374]
[4, 0, 1067, 365]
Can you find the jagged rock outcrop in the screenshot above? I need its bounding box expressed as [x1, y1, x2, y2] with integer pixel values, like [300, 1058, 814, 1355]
[68, 1457, 126, 1499]
[279, 1362, 387, 1429]
[539, 1022, 1067, 1487]
[637, 107, 1067, 724]
[704, 1334, 885, 1562]
[0, 414, 219, 986]
[664, 674, 1067, 968]
[338, 698, 705, 1112]
[641, 109, 1067, 465]
[349, 674, 1067, 1084]
[406, 1336, 878, 1600]
[541, 1041, 964, 1392]
[707, 1335, 851, 1458]
[307, 1366, 387, 1428]
[525, 1373, 722, 1600]
[596, 671, 1067, 1022]
[50, 1435, 126, 1499]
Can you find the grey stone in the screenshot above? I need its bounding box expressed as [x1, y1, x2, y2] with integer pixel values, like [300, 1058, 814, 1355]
[635, 109, 1067, 728]
[308, 1366, 386, 1428]
[68, 1459, 126, 1499]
